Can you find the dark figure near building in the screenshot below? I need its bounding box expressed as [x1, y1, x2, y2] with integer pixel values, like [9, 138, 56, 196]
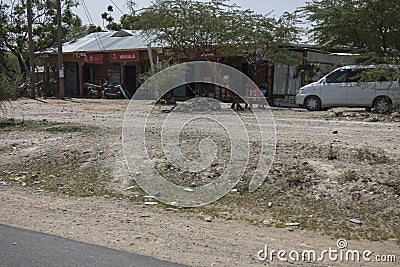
[230, 91, 244, 111]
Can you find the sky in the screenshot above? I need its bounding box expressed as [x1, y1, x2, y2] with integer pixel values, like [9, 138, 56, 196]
[73, 0, 308, 27]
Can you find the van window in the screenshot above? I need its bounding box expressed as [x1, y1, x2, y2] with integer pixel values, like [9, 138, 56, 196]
[346, 69, 364, 83]
[350, 67, 398, 83]
[325, 70, 348, 83]
[377, 68, 398, 82]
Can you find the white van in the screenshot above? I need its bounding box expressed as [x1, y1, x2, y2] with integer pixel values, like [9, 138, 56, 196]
[296, 65, 400, 113]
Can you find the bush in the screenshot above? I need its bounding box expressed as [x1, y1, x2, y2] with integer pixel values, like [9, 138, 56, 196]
[0, 73, 21, 113]
[355, 147, 389, 164]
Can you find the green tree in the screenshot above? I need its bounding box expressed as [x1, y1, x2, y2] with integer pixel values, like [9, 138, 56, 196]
[119, 0, 301, 96]
[101, 5, 122, 31]
[302, 0, 400, 63]
[120, 0, 300, 62]
[0, 72, 21, 113]
[1, 0, 82, 75]
[0, 4, 20, 109]
[0, 4, 14, 74]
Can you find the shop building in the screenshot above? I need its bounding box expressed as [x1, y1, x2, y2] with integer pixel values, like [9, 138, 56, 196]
[40, 30, 355, 102]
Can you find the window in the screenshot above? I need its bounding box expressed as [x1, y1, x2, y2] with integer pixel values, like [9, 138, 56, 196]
[326, 70, 349, 83]
[346, 69, 364, 83]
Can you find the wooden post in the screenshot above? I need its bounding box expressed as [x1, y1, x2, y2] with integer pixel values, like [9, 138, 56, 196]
[57, 0, 65, 98]
[27, 0, 35, 99]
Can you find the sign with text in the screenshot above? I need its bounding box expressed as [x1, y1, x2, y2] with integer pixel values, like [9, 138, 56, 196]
[110, 51, 139, 63]
[83, 54, 103, 64]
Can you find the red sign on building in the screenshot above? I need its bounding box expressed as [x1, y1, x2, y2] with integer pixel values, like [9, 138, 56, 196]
[109, 51, 139, 62]
[83, 54, 104, 64]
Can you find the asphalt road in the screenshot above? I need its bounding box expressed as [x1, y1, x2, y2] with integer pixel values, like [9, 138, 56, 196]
[0, 224, 188, 267]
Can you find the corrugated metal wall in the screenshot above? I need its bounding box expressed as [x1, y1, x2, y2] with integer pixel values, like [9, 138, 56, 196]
[273, 64, 301, 96]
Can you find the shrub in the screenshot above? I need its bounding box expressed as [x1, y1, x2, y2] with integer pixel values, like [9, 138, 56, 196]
[0, 73, 21, 114]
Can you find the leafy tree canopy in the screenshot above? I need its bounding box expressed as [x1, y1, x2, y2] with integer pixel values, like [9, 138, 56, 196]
[302, 0, 400, 63]
[0, 4, 20, 105]
[119, 0, 301, 63]
[0, 0, 87, 75]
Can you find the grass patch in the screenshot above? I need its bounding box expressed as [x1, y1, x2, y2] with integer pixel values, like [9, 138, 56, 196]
[391, 100, 400, 113]
[355, 147, 390, 164]
[338, 170, 359, 183]
[0, 119, 113, 197]
[1, 149, 120, 197]
[0, 119, 99, 134]
[269, 196, 397, 243]
[327, 144, 339, 160]
[385, 178, 400, 195]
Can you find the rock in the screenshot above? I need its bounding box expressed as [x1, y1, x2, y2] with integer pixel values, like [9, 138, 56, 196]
[184, 188, 194, 192]
[366, 117, 379, 122]
[348, 218, 362, 225]
[262, 219, 271, 225]
[391, 112, 400, 119]
[333, 130, 338, 134]
[267, 202, 273, 208]
[174, 98, 221, 112]
[286, 222, 300, 227]
[351, 192, 362, 201]
[144, 202, 158, 205]
[165, 208, 178, 211]
[205, 216, 212, 222]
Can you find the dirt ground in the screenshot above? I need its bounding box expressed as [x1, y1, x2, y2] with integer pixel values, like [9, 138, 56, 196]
[0, 98, 399, 267]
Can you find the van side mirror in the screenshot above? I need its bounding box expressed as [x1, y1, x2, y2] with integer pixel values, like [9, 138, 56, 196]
[321, 78, 327, 85]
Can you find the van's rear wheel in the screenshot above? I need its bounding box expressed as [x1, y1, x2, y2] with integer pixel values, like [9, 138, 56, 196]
[304, 96, 322, 111]
[374, 97, 391, 114]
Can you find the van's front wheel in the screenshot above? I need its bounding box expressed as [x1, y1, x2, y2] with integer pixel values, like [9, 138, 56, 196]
[374, 97, 392, 114]
[304, 96, 322, 111]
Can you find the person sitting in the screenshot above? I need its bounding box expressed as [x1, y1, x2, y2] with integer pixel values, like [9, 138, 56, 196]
[230, 91, 244, 111]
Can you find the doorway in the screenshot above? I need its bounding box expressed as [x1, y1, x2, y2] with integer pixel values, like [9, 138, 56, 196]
[66, 62, 79, 96]
[124, 64, 136, 96]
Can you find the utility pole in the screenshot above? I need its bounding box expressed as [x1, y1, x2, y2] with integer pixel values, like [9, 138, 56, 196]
[27, 0, 35, 99]
[57, 0, 65, 98]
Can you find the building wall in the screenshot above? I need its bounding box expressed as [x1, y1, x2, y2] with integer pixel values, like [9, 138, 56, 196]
[42, 47, 356, 99]
[43, 49, 156, 97]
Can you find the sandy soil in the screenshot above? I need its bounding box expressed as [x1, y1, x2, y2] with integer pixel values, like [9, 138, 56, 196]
[0, 98, 399, 267]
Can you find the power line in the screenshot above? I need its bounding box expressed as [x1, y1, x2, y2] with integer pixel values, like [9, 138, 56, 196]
[109, 0, 124, 15]
[81, 0, 96, 26]
[80, 0, 105, 51]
